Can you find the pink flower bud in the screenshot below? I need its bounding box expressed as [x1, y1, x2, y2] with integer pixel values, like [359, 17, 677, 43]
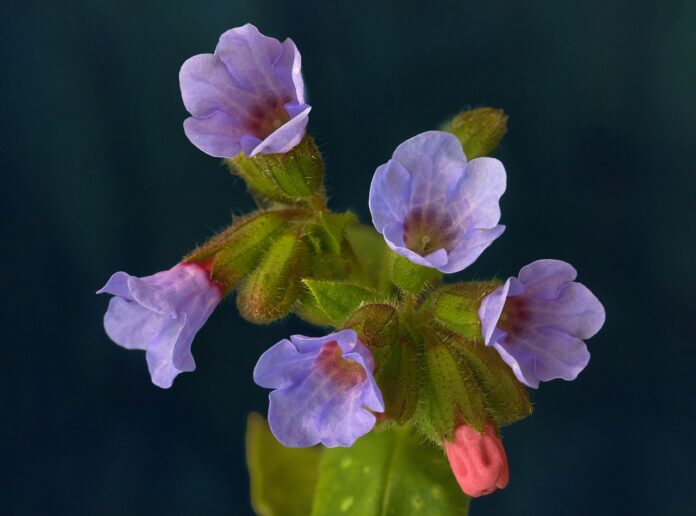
[444, 422, 509, 497]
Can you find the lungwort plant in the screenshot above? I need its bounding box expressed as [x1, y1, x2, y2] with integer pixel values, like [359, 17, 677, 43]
[98, 24, 605, 515]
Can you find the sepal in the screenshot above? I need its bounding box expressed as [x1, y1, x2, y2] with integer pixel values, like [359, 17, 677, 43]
[373, 333, 419, 424]
[423, 281, 500, 341]
[228, 135, 324, 204]
[414, 335, 487, 443]
[444, 107, 508, 159]
[186, 209, 298, 294]
[342, 303, 398, 348]
[391, 254, 443, 294]
[316, 211, 358, 254]
[446, 336, 532, 426]
[236, 229, 309, 323]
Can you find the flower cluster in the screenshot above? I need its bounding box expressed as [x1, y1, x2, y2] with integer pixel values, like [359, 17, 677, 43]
[97, 24, 605, 504]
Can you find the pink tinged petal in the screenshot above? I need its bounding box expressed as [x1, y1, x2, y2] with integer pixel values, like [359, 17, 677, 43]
[179, 54, 256, 118]
[183, 113, 243, 158]
[277, 38, 305, 103]
[126, 275, 176, 316]
[492, 328, 590, 390]
[249, 104, 311, 156]
[382, 220, 406, 247]
[424, 248, 450, 268]
[439, 225, 506, 273]
[494, 326, 591, 388]
[517, 259, 578, 299]
[449, 157, 507, 228]
[316, 384, 378, 448]
[253, 339, 320, 389]
[533, 328, 591, 383]
[328, 329, 360, 354]
[525, 282, 606, 339]
[369, 160, 412, 231]
[478, 280, 511, 345]
[393, 131, 467, 209]
[215, 24, 298, 101]
[267, 367, 337, 447]
[491, 336, 539, 388]
[103, 297, 177, 351]
[96, 271, 132, 299]
[381, 222, 449, 269]
[239, 134, 263, 156]
[145, 312, 190, 389]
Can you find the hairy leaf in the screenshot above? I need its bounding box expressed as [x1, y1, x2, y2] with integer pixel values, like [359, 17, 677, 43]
[311, 425, 470, 516]
[246, 413, 321, 516]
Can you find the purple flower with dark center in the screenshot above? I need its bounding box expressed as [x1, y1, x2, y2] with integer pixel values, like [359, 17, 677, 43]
[253, 330, 384, 448]
[97, 262, 222, 388]
[179, 23, 310, 158]
[369, 131, 506, 273]
[478, 259, 605, 388]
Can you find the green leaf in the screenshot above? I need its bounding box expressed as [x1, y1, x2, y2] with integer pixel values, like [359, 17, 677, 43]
[444, 107, 508, 159]
[303, 279, 376, 326]
[430, 291, 480, 338]
[391, 254, 443, 294]
[246, 413, 322, 516]
[237, 229, 309, 323]
[311, 425, 470, 516]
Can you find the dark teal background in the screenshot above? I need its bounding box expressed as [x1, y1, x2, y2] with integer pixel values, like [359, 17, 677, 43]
[3, 0, 695, 514]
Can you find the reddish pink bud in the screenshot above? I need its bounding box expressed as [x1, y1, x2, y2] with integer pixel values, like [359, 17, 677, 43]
[444, 422, 509, 497]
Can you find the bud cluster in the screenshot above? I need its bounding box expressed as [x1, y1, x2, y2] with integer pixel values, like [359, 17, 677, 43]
[97, 23, 605, 503]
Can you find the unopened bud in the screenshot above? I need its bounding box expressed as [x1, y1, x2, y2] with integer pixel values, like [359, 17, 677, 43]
[236, 229, 308, 323]
[444, 422, 509, 497]
[445, 107, 508, 159]
[185, 209, 299, 294]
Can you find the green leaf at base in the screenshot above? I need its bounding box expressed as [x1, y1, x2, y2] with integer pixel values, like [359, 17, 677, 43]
[246, 413, 322, 516]
[311, 425, 470, 516]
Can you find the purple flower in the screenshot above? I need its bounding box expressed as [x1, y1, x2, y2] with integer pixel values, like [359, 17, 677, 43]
[478, 259, 605, 388]
[179, 23, 310, 158]
[97, 262, 222, 388]
[369, 131, 506, 273]
[254, 330, 384, 448]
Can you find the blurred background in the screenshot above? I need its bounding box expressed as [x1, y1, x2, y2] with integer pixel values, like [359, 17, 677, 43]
[3, 0, 695, 514]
